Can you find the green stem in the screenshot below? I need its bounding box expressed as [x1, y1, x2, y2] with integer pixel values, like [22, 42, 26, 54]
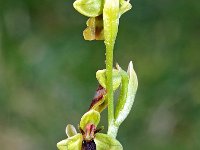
[105, 39, 114, 127]
[103, 0, 119, 138]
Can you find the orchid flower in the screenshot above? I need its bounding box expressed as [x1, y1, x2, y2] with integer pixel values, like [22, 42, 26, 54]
[57, 110, 122, 150]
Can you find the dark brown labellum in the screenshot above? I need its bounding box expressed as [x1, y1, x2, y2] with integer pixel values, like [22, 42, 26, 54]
[82, 140, 96, 150]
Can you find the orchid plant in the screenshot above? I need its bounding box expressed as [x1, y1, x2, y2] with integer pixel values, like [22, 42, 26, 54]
[57, 0, 138, 149]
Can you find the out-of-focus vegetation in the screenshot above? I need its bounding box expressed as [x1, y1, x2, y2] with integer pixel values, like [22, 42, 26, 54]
[0, 0, 200, 149]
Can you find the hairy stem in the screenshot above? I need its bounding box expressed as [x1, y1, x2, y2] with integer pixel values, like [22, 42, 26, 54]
[103, 0, 119, 138]
[105, 40, 114, 126]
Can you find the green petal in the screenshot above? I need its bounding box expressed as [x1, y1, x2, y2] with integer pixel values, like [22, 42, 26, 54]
[66, 124, 77, 137]
[57, 134, 82, 150]
[80, 109, 100, 130]
[73, 0, 103, 17]
[95, 133, 123, 150]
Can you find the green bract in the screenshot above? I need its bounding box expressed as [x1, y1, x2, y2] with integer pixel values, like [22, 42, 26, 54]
[115, 64, 129, 122]
[73, 0, 103, 17]
[106, 62, 138, 137]
[115, 61, 138, 126]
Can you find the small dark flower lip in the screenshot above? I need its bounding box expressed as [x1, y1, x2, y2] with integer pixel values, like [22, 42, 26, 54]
[82, 140, 96, 150]
[80, 123, 103, 150]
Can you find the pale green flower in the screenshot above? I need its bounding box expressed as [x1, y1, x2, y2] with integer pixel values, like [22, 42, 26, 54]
[57, 110, 122, 150]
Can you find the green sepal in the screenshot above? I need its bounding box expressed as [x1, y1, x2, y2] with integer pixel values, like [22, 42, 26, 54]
[66, 124, 77, 137]
[57, 133, 82, 150]
[95, 133, 123, 150]
[80, 109, 100, 130]
[96, 69, 121, 91]
[73, 0, 104, 17]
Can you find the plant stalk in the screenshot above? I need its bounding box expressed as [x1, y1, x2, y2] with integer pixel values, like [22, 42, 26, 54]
[103, 0, 119, 138]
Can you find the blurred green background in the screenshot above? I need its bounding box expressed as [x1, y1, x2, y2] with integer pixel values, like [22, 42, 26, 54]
[0, 0, 200, 149]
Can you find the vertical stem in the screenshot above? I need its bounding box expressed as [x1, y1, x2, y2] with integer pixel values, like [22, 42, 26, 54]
[103, 0, 119, 138]
[105, 39, 114, 127]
